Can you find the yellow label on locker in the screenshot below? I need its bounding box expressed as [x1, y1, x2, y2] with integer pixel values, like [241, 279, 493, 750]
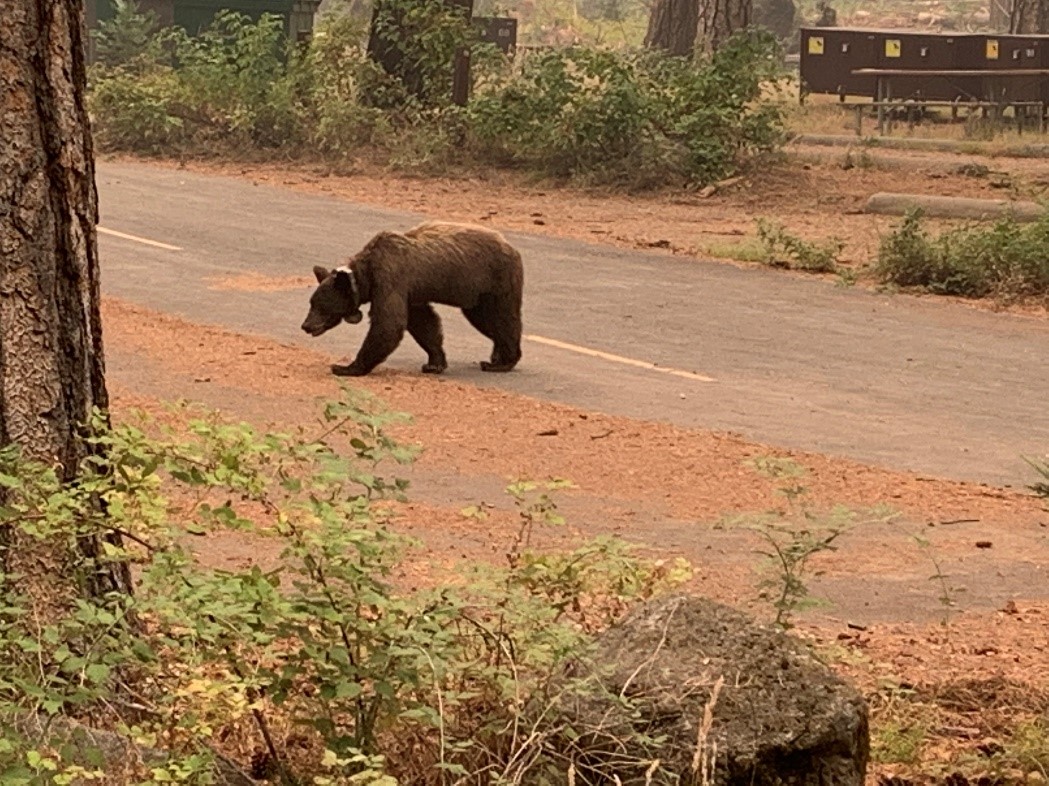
[986, 39, 999, 59]
[885, 39, 901, 57]
[808, 36, 824, 54]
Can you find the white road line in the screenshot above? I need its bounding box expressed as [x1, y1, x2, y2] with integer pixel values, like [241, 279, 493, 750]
[98, 226, 182, 251]
[524, 334, 716, 383]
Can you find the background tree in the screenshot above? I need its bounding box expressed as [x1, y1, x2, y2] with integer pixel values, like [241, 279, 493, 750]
[697, 0, 749, 51]
[987, 0, 1049, 31]
[644, 0, 752, 54]
[0, 0, 132, 599]
[643, 0, 699, 54]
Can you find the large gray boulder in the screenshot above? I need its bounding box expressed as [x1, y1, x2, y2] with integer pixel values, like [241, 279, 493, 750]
[557, 595, 869, 785]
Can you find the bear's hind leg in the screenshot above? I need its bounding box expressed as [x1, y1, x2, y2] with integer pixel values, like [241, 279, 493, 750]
[464, 295, 521, 373]
[408, 304, 448, 374]
[461, 302, 496, 341]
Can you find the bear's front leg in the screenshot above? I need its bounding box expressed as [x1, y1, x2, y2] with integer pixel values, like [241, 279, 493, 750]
[330, 359, 370, 376]
[331, 296, 407, 377]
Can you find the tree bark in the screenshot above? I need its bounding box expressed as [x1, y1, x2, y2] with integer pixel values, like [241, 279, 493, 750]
[644, 0, 700, 56]
[992, 0, 1049, 32]
[644, 0, 752, 55]
[697, 0, 751, 54]
[0, 0, 132, 598]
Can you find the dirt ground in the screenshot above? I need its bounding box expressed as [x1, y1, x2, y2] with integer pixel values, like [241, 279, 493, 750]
[102, 140, 1049, 783]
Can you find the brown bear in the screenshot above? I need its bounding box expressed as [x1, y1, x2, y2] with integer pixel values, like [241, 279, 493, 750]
[301, 221, 524, 377]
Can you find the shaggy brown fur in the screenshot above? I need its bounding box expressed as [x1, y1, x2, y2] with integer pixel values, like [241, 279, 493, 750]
[301, 221, 524, 377]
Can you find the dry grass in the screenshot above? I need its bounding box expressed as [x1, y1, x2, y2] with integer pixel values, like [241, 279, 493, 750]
[868, 676, 1049, 781]
[785, 94, 1049, 149]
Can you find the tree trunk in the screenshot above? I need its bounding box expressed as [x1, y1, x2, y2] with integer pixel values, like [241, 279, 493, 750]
[644, 0, 752, 55]
[697, 0, 751, 54]
[992, 0, 1049, 32]
[0, 0, 133, 599]
[644, 0, 700, 56]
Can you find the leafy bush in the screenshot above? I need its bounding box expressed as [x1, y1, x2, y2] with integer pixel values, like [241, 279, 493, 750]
[367, 0, 481, 107]
[877, 209, 1049, 302]
[467, 30, 788, 186]
[89, 68, 187, 152]
[90, 10, 300, 153]
[0, 390, 688, 784]
[292, 14, 398, 156]
[87, 3, 787, 186]
[90, 0, 171, 72]
[172, 11, 294, 145]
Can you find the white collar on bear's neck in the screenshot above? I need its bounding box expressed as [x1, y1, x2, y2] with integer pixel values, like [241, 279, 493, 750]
[335, 264, 359, 303]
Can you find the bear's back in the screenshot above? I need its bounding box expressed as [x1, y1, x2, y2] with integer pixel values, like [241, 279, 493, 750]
[365, 221, 522, 309]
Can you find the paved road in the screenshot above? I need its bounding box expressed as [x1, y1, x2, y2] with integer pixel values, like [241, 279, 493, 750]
[96, 160, 1049, 487]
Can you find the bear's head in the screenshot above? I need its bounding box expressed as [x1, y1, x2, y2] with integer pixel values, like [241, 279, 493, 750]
[301, 265, 364, 337]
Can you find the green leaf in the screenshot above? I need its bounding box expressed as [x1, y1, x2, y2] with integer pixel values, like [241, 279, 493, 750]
[85, 663, 111, 685]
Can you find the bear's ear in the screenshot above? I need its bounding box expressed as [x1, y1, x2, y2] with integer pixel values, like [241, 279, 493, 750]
[312, 265, 331, 284]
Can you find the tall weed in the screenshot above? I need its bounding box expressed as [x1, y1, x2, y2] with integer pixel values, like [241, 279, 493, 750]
[877, 209, 1049, 302]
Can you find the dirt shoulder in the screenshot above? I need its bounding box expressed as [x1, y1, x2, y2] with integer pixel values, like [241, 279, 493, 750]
[103, 296, 1049, 618]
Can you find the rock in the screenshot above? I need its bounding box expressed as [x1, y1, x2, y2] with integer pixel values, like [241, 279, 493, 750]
[555, 595, 869, 785]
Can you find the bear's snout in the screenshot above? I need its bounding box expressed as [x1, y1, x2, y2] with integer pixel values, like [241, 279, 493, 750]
[301, 315, 330, 337]
[301, 303, 347, 337]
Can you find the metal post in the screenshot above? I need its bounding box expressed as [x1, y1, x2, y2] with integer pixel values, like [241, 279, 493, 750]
[877, 77, 886, 135]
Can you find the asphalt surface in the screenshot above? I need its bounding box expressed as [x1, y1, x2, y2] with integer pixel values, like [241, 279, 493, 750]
[96, 160, 1049, 487]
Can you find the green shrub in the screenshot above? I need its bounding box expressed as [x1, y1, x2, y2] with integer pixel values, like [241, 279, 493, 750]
[0, 390, 688, 784]
[466, 30, 787, 186]
[367, 0, 482, 107]
[89, 68, 186, 152]
[90, 10, 299, 153]
[90, 0, 172, 72]
[467, 47, 660, 181]
[877, 209, 1049, 302]
[169, 11, 297, 148]
[1026, 455, 1049, 499]
[294, 15, 399, 156]
[87, 4, 788, 188]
